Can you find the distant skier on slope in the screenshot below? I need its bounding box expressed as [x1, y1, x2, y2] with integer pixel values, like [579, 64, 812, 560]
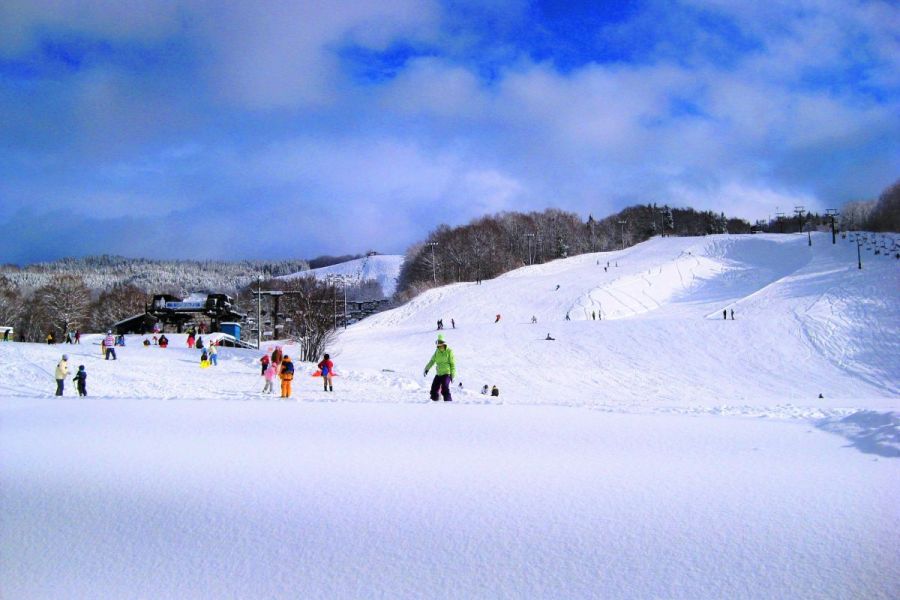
[495, 314, 501, 323]
[424, 334, 455, 402]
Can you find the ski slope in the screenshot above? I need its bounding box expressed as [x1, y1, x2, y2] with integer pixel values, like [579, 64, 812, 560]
[336, 233, 899, 412]
[280, 254, 403, 296]
[1, 233, 898, 599]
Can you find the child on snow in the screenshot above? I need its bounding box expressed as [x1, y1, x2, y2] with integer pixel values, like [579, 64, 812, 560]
[73, 365, 87, 397]
[318, 353, 334, 392]
[279, 355, 295, 398]
[262, 362, 277, 394]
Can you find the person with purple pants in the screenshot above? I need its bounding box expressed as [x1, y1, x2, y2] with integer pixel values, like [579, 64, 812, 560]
[424, 334, 456, 402]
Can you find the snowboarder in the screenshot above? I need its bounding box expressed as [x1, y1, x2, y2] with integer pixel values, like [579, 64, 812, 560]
[73, 365, 87, 397]
[103, 331, 117, 360]
[54, 355, 69, 396]
[262, 361, 277, 394]
[260, 353, 270, 375]
[318, 353, 334, 392]
[280, 355, 295, 398]
[424, 334, 456, 402]
[208, 343, 218, 366]
[723, 309, 727, 320]
[491, 385, 499, 397]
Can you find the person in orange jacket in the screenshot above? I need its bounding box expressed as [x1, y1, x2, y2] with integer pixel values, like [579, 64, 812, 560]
[279, 355, 295, 398]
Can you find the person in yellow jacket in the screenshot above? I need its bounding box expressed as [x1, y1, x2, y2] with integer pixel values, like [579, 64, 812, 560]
[54, 354, 69, 396]
[424, 334, 456, 401]
[280, 355, 295, 398]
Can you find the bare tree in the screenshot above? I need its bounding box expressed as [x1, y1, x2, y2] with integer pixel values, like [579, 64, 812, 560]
[33, 275, 91, 338]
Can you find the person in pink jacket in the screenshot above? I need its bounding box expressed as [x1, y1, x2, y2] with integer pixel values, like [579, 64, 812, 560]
[261, 362, 277, 395]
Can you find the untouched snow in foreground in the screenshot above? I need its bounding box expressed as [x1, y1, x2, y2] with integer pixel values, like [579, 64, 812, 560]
[1, 233, 898, 599]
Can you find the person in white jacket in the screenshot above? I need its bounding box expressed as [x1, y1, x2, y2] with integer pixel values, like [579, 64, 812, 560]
[55, 355, 69, 396]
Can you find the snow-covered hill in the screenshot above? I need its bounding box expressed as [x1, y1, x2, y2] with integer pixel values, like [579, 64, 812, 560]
[335, 232, 899, 411]
[280, 254, 403, 296]
[2, 233, 898, 599]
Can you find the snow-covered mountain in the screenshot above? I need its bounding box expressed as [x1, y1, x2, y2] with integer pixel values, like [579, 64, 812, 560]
[2, 233, 897, 599]
[280, 254, 403, 296]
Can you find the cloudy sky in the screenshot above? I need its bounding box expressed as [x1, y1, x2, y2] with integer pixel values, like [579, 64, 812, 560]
[1, 0, 897, 263]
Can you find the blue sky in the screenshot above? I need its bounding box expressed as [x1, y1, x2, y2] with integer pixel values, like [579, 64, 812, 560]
[1, 0, 897, 264]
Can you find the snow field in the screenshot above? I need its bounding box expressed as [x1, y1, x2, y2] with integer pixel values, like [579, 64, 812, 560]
[1, 232, 898, 598]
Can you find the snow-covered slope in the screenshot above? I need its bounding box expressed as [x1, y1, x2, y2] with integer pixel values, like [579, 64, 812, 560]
[280, 254, 403, 296]
[2, 233, 898, 599]
[335, 233, 899, 411]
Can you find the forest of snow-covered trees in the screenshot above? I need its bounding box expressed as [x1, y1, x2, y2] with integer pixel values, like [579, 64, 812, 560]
[0, 256, 311, 296]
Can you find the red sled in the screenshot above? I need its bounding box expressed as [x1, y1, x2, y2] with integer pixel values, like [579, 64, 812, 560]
[312, 370, 339, 377]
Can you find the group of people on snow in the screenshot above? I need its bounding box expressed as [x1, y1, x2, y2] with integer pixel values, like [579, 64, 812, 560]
[54, 355, 87, 397]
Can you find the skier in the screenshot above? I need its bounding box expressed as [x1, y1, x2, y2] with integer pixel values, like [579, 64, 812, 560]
[262, 361, 277, 394]
[531, 316, 537, 324]
[491, 385, 499, 397]
[424, 334, 456, 402]
[592, 311, 596, 320]
[103, 331, 117, 360]
[208, 342, 218, 366]
[723, 309, 727, 320]
[555, 284, 560, 291]
[494, 314, 501, 323]
[279, 355, 295, 398]
[73, 365, 87, 397]
[260, 353, 270, 375]
[54, 355, 69, 396]
[730, 309, 735, 320]
[565, 312, 571, 321]
[318, 353, 334, 392]
[451, 318, 456, 329]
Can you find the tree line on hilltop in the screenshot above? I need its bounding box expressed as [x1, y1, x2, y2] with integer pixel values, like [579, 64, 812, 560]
[396, 204, 751, 300]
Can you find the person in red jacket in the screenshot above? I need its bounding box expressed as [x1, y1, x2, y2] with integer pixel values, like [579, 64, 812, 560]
[317, 353, 334, 392]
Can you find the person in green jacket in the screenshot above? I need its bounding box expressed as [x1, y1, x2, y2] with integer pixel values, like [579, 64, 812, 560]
[424, 334, 456, 401]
